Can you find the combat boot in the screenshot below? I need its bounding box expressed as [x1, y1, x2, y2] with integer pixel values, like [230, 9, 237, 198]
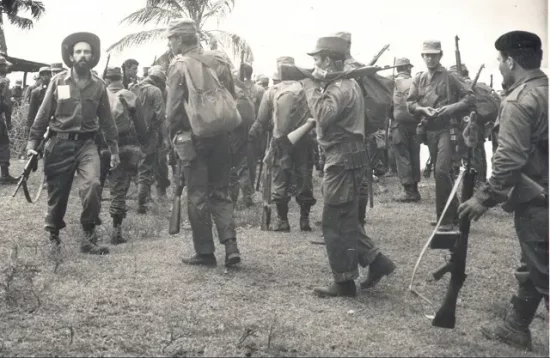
[137, 184, 150, 214]
[481, 295, 541, 351]
[376, 175, 388, 194]
[394, 184, 420, 202]
[80, 225, 109, 255]
[299, 205, 312, 231]
[358, 198, 368, 225]
[273, 203, 290, 232]
[110, 216, 128, 245]
[156, 186, 168, 201]
[0, 165, 18, 184]
[412, 182, 421, 201]
[313, 281, 357, 298]
[360, 253, 396, 289]
[181, 253, 217, 267]
[224, 238, 241, 267]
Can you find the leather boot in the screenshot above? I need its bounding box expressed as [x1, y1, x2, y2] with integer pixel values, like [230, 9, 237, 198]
[0, 165, 18, 184]
[137, 184, 150, 214]
[181, 253, 217, 267]
[273, 203, 290, 232]
[111, 216, 128, 245]
[360, 253, 396, 289]
[481, 295, 541, 351]
[394, 184, 420, 202]
[224, 238, 241, 267]
[299, 205, 312, 231]
[80, 225, 109, 255]
[358, 198, 367, 225]
[313, 281, 357, 298]
[412, 182, 421, 201]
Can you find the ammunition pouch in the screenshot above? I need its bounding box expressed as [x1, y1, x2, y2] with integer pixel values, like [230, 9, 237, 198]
[331, 139, 369, 171]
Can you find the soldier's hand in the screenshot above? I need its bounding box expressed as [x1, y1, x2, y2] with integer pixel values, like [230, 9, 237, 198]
[435, 105, 454, 118]
[307, 117, 317, 125]
[421, 107, 438, 118]
[110, 154, 120, 170]
[27, 149, 38, 157]
[458, 197, 488, 222]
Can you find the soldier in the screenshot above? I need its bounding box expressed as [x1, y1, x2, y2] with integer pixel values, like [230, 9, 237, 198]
[165, 18, 240, 268]
[391, 58, 421, 202]
[50, 62, 65, 76]
[103, 67, 149, 244]
[11, 80, 23, 105]
[122, 58, 139, 90]
[243, 63, 265, 188]
[230, 67, 255, 208]
[26, 32, 120, 255]
[256, 74, 269, 90]
[407, 40, 474, 231]
[132, 65, 168, 214]
[249, 56, 317, 232]
[0, 56, 17, 184]
[459, 30, 548, 352]
[27, 67, 52, 131]
[304, 35, 395, 297]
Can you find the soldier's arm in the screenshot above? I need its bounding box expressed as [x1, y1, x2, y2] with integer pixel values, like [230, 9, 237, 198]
[28, 80, 56, 146]
[305, 81, 345, 128]
[166, 62, 191, 139]
[97, 86, 119, 155]
[406, 73, 422, 115]
[474, 100, 533, 207]
[131, 97, 149, 147]
[27, 90, 39, 128]
[152, 87, 169, 143]
[449, 72, 475, 112]
[0, 80, 12, 128]
[249, 88, 273, 139]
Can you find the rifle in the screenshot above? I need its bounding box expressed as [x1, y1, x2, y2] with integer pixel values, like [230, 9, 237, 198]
[454, 36, 462, 78]
[152, 55, 157, 66]
[169, 159, 185, 235]
[368, 44, 390, 66]
[255, 130, 269, 192]
[239, 49, 245, 82]
[260, 131, 273, 231]
[278, 64, 381, 82]
[489, 74, 493, 89]
[12, 127, 50, 203]
[384, 57, 396, 172]
[102, 54, 111, 80]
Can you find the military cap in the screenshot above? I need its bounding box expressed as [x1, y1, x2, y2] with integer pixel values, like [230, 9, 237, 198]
[332, 31, 352, 43]
[495, 30, 542, 52]
[15, 79, 22, 86]
[148, 65, 167, 83]
[256, 74, 269, 84]
[0, 56, 12, 67]
[421, 40, 442, 54]
[395, 57, 413, 67]
[50, 62, 64, 73]
[38, 66, 51, 75]
[164, 18, 197, 38]
[307, 36, 349, 56]
[104, 67, 123, 78]
[449, 63, 468, 73]
[276, 56, 295, 66]
[61, 32, 101, 69]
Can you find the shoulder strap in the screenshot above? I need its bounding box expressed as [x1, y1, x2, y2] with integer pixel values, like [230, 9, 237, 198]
[184, 51, 217, 69]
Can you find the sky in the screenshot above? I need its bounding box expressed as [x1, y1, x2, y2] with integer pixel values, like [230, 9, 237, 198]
[4, 0, 548, 90]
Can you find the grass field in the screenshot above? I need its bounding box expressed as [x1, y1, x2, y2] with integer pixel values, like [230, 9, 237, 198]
[0, 159, 548, 357]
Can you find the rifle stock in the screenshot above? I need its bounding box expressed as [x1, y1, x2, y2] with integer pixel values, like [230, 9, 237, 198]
[278, 64, 380, 82]
[260, 132, 272, 231]
[102, 54, 111, 80]
[169, 160, 185, 235]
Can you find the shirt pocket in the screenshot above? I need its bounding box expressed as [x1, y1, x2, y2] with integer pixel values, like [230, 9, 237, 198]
[56, 98, 77, 117]
[82, 97, 99, 120]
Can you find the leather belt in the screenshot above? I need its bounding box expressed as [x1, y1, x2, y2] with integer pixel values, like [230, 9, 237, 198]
[51, 131, 96, 141]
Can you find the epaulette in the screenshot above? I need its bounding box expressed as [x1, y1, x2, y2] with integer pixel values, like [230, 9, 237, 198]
[506, 83, 527, 102]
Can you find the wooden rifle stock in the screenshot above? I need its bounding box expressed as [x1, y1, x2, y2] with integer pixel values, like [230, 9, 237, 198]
[454, 36, 462, 78]
[169, 160, 185, 235]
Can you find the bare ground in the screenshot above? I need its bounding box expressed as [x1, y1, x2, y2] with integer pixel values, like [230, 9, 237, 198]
[0, 159, 548, 357]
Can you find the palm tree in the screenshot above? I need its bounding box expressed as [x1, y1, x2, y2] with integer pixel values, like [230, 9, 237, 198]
[0, 0, 46, 54]
[107, 0, 253, 69]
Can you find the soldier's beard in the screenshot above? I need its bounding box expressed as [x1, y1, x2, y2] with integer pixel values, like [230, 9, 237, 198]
[74, 60, 90, 75]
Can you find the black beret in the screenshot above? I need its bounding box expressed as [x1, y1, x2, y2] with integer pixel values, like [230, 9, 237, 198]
[495, 30, 542, 51]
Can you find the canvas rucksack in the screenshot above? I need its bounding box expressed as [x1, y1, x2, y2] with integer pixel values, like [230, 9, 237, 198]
[360, 74, 394, 134]
[176, 51, 242, 138]
[272, 81, 309, 138]
[234, 81, 256, 126]
[392, 76, 417, 125]
[107, 88, 136, 140]
[472, 82, 501, 124]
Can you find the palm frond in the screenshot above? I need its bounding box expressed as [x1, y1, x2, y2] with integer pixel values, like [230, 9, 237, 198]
[207, 29, 254, 64]
[152, 49, 175, 71]
[120, 6, 179, 26]
[147, 0, 186, 13]
[202, 0, 234, 24]
[16, 0, 45, 19]
[7, 14, 33, 29]
[107, 28, 167, 54]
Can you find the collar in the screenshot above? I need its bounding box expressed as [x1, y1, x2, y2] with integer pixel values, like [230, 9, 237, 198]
[65, 68, 93, 82]
[181, 45, 200, 57]
[505, 69, 547, 94]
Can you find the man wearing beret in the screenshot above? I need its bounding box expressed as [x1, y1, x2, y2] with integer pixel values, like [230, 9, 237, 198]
[132, 65, 169, 214]
[27, 32, 120, 255]
[0, 56, 17, 184]
[165, 18, 241, 267]
[459, 30, 548, 351]
[27, 66, 52, 132]
[390, 58, 422, 202]
[407, 40, 475, 232]
[248, 56, 317, 231]
[304, 36, 396, 297]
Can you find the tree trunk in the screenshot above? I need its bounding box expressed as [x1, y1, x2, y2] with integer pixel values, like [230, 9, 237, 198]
[0, 15, 7, 54]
